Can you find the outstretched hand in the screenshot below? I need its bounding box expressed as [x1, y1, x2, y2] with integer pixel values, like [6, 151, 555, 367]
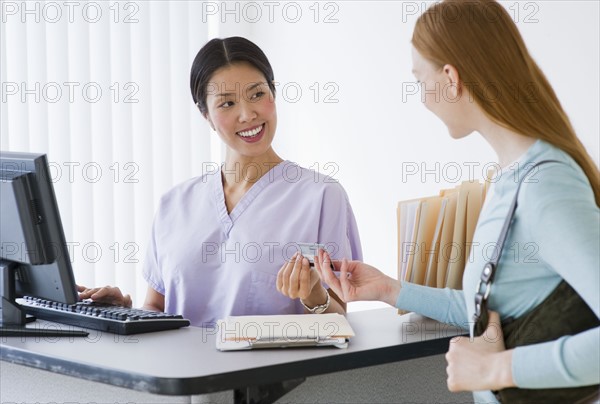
[314, 249, 401, 306]
[77, 285, 132, 308]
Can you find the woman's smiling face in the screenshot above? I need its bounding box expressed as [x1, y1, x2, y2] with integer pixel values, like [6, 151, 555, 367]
[204, 62, 277, 158]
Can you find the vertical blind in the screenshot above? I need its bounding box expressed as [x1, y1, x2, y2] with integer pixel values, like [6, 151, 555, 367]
[1, 1, 222, 304]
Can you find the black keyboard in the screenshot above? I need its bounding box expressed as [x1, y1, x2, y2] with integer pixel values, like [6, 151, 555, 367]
[21, 297, 191, 335]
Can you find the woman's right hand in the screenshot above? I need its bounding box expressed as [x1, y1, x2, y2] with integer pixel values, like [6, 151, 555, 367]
[77, 285, 132, 308]
[314, 249, 401, 307]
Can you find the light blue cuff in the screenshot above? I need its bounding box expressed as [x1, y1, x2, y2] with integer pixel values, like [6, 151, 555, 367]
[396, 281, 469, 329]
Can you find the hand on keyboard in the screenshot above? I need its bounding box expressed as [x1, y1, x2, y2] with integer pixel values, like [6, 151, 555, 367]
[21, 297, 190, 335]
[77, 284, 132, 308]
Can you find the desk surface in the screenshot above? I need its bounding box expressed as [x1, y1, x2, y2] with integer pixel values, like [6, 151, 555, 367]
[0, 308, 464, 396]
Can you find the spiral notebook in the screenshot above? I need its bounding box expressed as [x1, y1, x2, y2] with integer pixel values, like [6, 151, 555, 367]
[216, 313, 355, 351]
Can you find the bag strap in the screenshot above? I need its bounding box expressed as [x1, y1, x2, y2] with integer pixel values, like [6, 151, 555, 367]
[472, 159, 562, 333]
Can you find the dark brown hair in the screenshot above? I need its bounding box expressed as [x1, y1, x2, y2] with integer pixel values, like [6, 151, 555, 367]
[190, 36, 276, 115]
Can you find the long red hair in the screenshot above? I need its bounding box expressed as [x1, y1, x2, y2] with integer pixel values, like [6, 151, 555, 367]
[412, 0, 599, 205]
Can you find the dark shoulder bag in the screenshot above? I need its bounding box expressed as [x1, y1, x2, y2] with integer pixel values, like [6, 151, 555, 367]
[472, 160, 600, 403]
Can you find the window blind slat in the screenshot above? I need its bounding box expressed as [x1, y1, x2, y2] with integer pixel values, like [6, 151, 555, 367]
[5, 16, 30, 151]
[64, 14, 93, 286]
[130, 2, 156, 304]
[169, 2, 191, 185]
[25, 16, 48, 152]
[1, 16, 10, 150]
[187, 1, 211, 173]
[110, 15, 136, 295]
[149, 2, 173, 203]
[88, 2, 115, 287]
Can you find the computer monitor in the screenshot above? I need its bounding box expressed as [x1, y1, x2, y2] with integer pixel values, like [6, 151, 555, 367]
[0, 151, 84, 336]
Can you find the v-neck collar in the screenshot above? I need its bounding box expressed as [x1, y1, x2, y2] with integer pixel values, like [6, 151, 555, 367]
[210, 160, 289, 237]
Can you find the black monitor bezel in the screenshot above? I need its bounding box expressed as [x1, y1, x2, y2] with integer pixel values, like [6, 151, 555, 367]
[0, 151, 78, 305]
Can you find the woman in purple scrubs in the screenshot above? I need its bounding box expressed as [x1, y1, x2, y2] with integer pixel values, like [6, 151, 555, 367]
[79, 37, 362, 326]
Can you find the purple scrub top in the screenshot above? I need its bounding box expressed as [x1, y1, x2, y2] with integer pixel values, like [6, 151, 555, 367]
[143, 161, 363, 326]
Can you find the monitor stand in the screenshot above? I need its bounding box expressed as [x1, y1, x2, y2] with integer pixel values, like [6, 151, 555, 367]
[0, 261, 88, 337]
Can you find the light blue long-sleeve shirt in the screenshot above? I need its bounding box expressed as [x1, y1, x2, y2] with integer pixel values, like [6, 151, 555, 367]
[397, 140, 599, 402]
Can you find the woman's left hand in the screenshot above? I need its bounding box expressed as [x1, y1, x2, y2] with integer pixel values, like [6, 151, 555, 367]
[77, 284, 132, 308]
[276, 252, 323, 302]
[445, 311, 515, 392]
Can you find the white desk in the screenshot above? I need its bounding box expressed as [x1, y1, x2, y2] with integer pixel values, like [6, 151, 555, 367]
[1, 308, 466, 402]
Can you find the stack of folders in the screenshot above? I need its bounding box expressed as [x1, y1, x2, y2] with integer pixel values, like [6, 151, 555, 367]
[216, 313, 355, 351]
[397, 180, 489, 314]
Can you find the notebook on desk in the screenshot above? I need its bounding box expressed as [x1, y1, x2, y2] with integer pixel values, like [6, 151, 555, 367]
[216, 313, 355, 351]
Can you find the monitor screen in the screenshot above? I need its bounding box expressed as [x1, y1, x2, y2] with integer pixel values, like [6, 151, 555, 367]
[0, 151, 78, 311]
